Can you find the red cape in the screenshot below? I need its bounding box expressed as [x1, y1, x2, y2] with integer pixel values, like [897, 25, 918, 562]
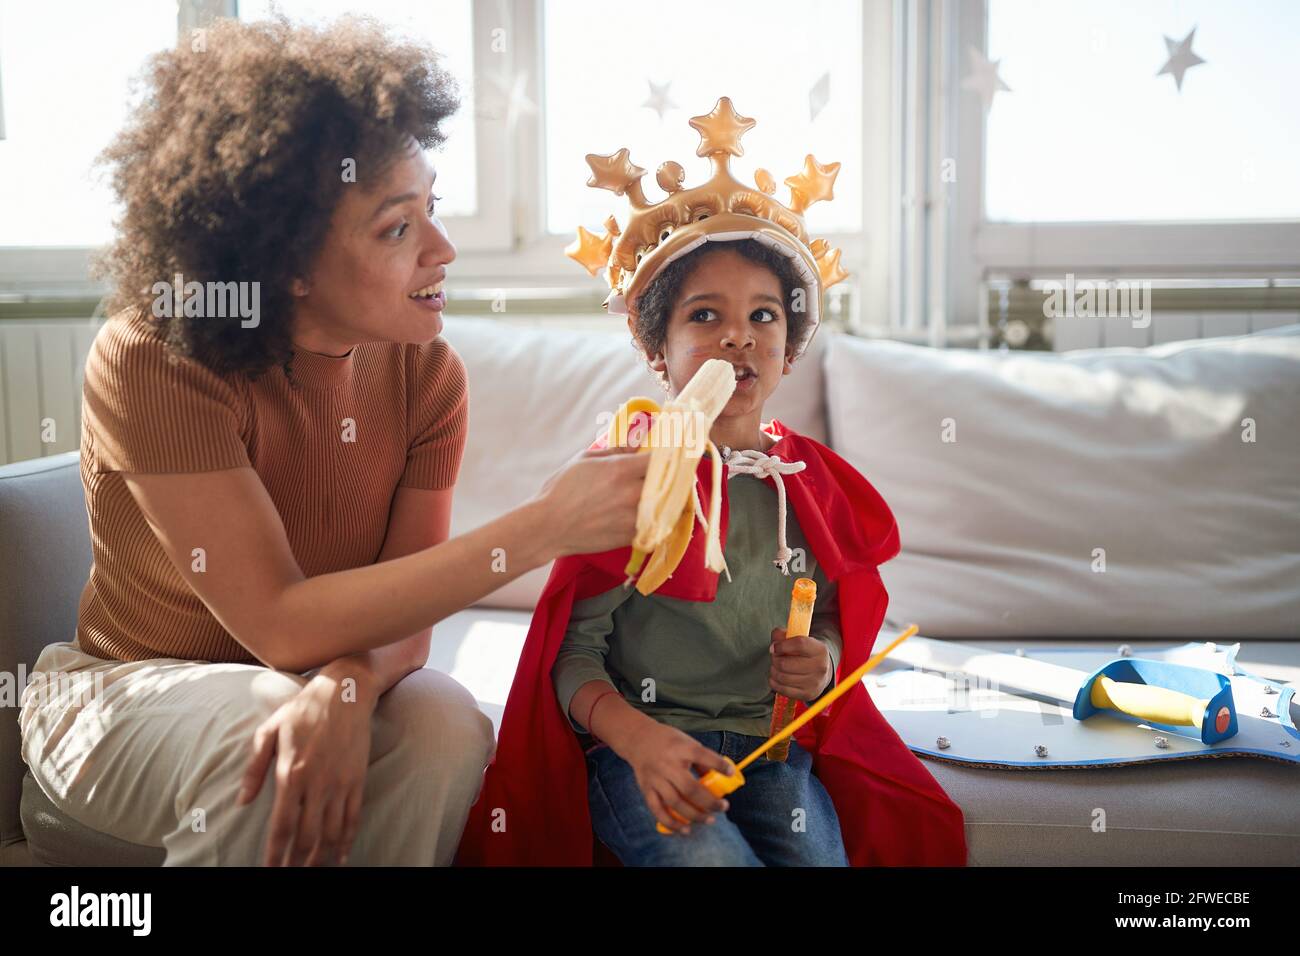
[455, 419, 968, 866]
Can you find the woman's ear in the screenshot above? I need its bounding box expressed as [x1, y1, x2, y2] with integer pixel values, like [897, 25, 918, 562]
[290, 277, 310, 297]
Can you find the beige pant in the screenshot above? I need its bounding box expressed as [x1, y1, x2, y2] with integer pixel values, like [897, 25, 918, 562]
[19, 641, 495, 866]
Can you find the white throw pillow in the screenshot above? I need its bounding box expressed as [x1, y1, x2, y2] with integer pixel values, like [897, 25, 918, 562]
[825, 325, 1300, 638]
[443, 315, 829, 609]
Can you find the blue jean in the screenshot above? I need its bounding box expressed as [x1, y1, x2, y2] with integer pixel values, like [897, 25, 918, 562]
[586, 730, 849, 866]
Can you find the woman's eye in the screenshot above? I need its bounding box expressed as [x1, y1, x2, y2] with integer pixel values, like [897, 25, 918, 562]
[752, 308, 777, 323]
[385, 194, 443, 240]
[689, 308, 717, 322]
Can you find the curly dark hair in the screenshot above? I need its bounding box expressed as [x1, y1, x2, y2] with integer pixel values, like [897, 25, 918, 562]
[630, 239, 811, 374]
[91, 14, 460, 380]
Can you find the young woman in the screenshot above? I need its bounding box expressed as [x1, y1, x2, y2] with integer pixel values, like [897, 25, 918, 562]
[18, 15, 647, 867]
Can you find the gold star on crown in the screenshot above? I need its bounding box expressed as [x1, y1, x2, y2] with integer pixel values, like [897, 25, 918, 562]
[565, 96, 847, 353]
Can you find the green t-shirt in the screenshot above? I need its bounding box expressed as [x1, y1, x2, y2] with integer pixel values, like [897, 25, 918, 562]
[552, 469, 842, 738]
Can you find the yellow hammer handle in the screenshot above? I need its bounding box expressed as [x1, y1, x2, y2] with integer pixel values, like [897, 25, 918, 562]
[1091, 675, 1208, 729]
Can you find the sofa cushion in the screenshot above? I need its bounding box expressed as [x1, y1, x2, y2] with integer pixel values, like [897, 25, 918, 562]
[825, 325, 1300, 638]
[443, 316, 829, 610]
[0, 452, 92, 853]
[429, 604, 1300, 865]
[929, 754, 1299, 866]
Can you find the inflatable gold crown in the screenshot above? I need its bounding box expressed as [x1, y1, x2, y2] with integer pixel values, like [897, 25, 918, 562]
[565, 96, 847, 358]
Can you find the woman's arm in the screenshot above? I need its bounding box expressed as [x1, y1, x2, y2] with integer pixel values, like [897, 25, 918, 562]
[236, 488, 452, 867]
[122, 446, 648, 672]
[313, 485, 453, 695]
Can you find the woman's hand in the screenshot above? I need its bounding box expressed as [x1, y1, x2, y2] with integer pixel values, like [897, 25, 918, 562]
[618, 722, 735, 835]
[535, 445, 650, 557]
[236, 669, 376, 865]
[769, 627, 834, 702]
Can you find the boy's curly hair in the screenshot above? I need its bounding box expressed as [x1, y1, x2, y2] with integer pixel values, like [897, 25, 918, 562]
[629, 239, 810, 388]
[92, 15, 459, 379]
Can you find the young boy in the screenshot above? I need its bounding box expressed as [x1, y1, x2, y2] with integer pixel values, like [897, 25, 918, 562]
[556, 238, 848, 865]
[456, 98, 967, 867]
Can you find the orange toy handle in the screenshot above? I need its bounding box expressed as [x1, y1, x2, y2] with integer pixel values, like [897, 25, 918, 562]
[768, 578, 817, 762]
[655, 758, 744, 834]
[654, 626, 920, 836]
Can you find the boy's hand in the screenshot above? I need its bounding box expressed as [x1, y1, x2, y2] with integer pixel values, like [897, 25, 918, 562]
[769, 627, 834, 702]
[619, 722, 735, 836]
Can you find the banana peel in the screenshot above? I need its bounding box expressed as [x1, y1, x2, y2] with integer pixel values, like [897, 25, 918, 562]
[605, 359, 737, 595]
[605, 397, 659, 582]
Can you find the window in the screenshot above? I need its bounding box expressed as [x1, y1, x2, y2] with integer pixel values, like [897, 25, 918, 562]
[0, 0, 177, 246]
[947, 0, 1300, 340]
[984, 0, 1300, 223]
[1, 0, 879, 302]
[239, 0, 478, 218]
[542, 0, 864, 238]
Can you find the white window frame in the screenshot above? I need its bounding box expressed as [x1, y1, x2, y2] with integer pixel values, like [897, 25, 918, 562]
[453, 0, 886, 327]
[0, 1, 239, 296]
[881, 0, 1300, 348]
[0, 0, 520, 296]
[954, 0, 1300, 308]
[2, 0, 898, 327]
[885, 0, 965, 345]
[13, 0, 1295, 329]
[425, 0, 520, 251]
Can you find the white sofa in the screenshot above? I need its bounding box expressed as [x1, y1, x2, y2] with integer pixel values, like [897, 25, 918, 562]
[431, 316, 1300, 866]
[4, 316, 1297, 866]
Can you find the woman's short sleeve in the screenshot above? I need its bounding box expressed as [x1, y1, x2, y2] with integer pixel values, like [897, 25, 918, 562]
[399, 337, 469, 490]
[82, 312, 250, 475]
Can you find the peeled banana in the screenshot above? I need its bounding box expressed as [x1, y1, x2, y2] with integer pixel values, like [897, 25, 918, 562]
[606, 359, 738, 595]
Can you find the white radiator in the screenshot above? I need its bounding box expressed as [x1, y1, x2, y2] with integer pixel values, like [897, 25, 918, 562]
[1053, 310, 1300, 351]
[3, 309, 1297, 467]
[0, 319, 101, 466]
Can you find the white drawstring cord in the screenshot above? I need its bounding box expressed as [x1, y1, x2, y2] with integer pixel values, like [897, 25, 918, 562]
[720, 445, 807, 575]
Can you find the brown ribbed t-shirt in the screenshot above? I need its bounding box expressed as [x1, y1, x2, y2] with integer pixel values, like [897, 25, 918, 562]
[76, 308, 469, 664]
